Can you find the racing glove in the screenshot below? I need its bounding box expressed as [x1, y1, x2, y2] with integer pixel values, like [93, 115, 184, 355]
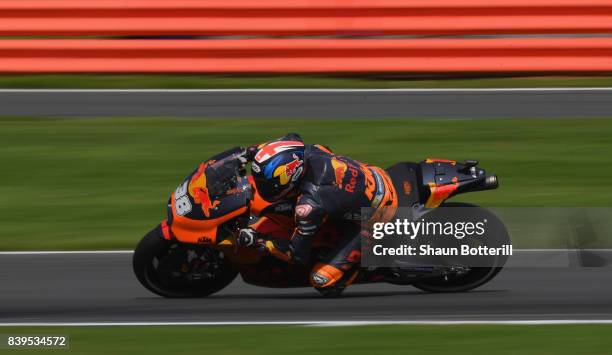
[237, 228, 265, 250]
[237, 228, 296, 263]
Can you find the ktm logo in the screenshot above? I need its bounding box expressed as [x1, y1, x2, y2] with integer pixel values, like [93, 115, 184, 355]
[273, 154, 303, 185]
[197, 236, 213, 244]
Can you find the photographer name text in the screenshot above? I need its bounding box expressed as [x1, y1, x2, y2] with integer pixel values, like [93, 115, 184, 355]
[372, 244, 513, 256]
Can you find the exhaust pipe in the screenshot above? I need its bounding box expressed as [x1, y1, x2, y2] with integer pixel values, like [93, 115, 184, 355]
[483, 174, 499, 189]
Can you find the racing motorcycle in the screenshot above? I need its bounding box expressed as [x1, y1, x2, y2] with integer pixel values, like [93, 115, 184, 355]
[133, 147, 510, 297]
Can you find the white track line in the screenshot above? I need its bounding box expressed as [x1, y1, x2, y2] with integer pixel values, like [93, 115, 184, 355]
[0, 320, 611, 327]
[1, 249, 611, 255]
[0, 250, 133, 255]
[0, 88, 611, 93]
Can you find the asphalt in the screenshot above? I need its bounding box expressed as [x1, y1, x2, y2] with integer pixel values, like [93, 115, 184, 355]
[1, 89, 612, 119]
[1, 88, 611, 324]
[1, 253, 610, 323]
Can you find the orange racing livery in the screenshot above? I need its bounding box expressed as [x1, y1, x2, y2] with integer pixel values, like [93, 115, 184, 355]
[133, 146, 506, 298]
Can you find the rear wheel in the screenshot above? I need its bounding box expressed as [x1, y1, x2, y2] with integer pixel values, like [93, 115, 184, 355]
[133, 227, 238, 298]
[411, 202, 510, 293]
[412, 266, 503, 293]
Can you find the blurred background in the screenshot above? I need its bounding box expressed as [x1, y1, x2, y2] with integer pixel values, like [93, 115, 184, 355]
[1, 2, 612, 352]
[1, 0, 612, 87]
[1, 0, 611, 251]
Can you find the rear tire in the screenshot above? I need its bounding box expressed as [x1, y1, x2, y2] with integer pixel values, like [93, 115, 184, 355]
[411, 202, 510, 293]
[133, 227, 238, 298]
[412, 267, 503, 293]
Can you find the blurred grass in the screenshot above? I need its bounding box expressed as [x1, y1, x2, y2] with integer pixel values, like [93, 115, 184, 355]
[1, 75, 612, 88]
[4, 325, 612, 355]
[1, 117, 611, 250]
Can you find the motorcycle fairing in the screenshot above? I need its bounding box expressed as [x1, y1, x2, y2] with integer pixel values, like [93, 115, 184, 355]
[386, 160, 496, 209]
[386, 162, 422, 207]
[420, 159, 494, 208]
[167, 148, 251, 245]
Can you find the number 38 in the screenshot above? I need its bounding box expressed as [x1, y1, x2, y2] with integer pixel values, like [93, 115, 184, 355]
[174, 180, 192, 216]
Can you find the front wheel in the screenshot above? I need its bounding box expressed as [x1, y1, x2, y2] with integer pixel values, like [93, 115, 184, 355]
[133, 227, 238, 298]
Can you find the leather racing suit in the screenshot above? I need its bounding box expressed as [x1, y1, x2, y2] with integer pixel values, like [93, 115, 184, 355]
[256, 142, 398, 294]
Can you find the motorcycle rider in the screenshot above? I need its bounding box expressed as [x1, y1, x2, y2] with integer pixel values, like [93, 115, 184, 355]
[238, 133, 398, 296]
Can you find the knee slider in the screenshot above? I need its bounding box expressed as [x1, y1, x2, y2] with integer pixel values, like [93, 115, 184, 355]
[310, 263, 344, 289]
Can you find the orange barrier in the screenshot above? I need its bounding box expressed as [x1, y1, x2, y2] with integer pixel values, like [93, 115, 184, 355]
[2, 38, 612, 73]
[1, 0, 612, 36]
[2, 1, 612, 73]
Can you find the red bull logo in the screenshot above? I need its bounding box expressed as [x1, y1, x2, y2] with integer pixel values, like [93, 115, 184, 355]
[344, 165, 360, 193]
[188, 162, 220, 217]
[331, 157, 348, 188]
[273, 154, 303, 185]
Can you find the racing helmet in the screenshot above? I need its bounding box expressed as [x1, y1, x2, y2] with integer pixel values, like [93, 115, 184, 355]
[251, 140, 306, 202]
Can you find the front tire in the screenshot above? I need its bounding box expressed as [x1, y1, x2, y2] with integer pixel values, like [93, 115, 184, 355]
[133, 227, 238, 298]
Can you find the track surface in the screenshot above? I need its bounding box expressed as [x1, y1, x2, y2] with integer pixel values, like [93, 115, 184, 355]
[1, 88, 611, 324]
[1, 253, 610, 323]
[1, 89, 612, 118]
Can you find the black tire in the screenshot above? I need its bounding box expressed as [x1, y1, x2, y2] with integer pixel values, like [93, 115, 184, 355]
[133, 227, 238, 298]
[411, 202, 510, 293]
[412, 266, 504, 293]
